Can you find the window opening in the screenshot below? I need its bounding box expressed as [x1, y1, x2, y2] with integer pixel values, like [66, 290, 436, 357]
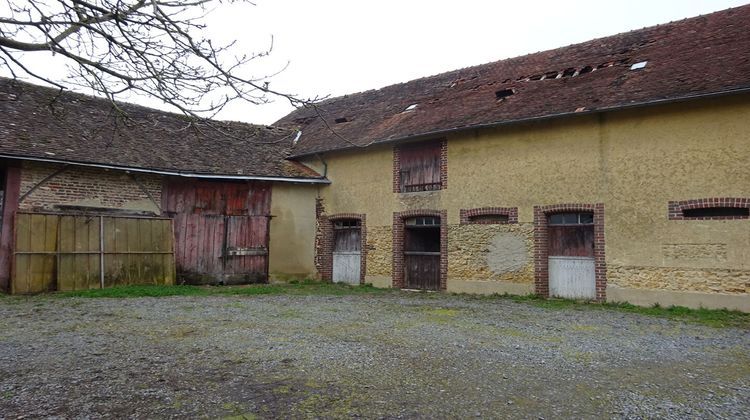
[468, 214, 509, 224]
[548, 212, 594, 226]
[398, 142, 443, 193]
[683, 207, 749, 218]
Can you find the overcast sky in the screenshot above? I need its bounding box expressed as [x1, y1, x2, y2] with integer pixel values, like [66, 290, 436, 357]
[5, 0, 748, 124]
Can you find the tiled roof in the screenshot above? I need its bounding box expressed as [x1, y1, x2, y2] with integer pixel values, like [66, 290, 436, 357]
[278, 5, 750, 157]
[0, 78, 323, 180]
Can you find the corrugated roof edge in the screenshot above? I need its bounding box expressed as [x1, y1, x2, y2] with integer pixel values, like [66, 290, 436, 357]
[288, 86, 750, 159]
[0, 153, 330, 184]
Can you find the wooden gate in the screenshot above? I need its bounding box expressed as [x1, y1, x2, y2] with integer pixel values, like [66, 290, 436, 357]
[547, 212, 595, 299]
[164, 180, 271, 285]
[12, 212, 175, 294]
[332, 219, 361, 284]
[404, 216, 441, 291]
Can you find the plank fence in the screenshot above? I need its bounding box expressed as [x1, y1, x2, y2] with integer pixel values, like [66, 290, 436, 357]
[12, 212, 175, 294]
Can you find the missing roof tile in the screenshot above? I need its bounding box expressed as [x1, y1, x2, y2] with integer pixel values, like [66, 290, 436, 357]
[578, 65, 594, 75]
[334, 117, 349, 124]
[495, 88, 515, 100]
[562, 68, 576, 77]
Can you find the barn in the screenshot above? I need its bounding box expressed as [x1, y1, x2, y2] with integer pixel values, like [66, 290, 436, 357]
[0, 78, 325, 292]
[276, 5, 750, 311]
[1, 5, 749, 312]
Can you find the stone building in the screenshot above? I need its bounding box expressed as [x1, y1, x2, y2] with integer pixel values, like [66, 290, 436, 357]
[1, 5, 749, 310]
[277, 5, 750, 311]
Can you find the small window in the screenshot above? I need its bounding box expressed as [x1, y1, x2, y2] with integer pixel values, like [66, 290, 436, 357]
[405, 216, 440, 227]
[396, 141, 444, 193]
[334, 219, 361, 229]
[468, 214, 509, 224]
[548, 212, 594, 225]
[683, 207, 749, 218]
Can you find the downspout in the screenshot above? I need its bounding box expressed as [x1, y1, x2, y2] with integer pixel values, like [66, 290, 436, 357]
[314, 153, 328, 178]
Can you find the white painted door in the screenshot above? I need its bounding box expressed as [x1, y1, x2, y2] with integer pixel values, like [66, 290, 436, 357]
[549, 256, 596, 299]
[333, 252, 361, 284]
[332, 219, 361, 285]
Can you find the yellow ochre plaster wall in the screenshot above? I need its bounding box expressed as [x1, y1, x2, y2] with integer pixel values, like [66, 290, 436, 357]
[303, 94, 750, 309]
[268, 183, 318, 281]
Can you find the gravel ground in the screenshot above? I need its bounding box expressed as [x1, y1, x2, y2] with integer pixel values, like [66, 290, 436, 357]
[0, 292, 748, 419]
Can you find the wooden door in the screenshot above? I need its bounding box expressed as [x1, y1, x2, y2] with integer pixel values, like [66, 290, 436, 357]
[547, 212, 595, 299]
[332, 220, 361, 285]
[164, 180, 271, 284]
[404, 216, 441, 291]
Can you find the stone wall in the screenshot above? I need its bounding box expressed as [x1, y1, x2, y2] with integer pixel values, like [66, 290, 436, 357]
[365, 225, 392, 278]
[608, 265, 749, 295]
[18, 162, 163, 213]
[447, 223, 534, 283]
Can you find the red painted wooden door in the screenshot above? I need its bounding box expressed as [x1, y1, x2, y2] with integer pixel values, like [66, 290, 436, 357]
[164, 180, 270, 284]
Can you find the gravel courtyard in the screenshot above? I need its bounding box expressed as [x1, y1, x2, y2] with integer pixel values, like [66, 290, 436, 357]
[1, 291, 748, 419]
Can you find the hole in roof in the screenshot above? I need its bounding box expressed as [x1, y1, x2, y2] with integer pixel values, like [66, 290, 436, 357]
[495, 88, 515, 100]
[562, 68, 576, 77]
[334, 117, 349, 124]
[544, 71, 559, 79]
[579, 65, 594, 75]
[403, 103, 418, 112]
[630, 61, 648, 70]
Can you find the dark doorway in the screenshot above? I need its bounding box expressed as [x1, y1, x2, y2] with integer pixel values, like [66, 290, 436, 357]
[404, 216, 441, 290]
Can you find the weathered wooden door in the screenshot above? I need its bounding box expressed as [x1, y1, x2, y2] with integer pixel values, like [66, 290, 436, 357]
[404, 216, 441, 290]
[547, 212, 595, 299]
[332, 219, 361, 284]
[164, 180, 271, 285]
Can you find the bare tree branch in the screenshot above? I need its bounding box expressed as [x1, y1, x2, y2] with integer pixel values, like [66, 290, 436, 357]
[0, 0, 322, 124]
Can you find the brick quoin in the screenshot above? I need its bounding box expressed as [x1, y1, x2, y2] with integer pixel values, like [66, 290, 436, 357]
[533, 203, 606, 301]
[392, 209, 448, 290]
[668, 197, 750, 220]
[460, 207, 519, 224]
[314, 200, 367, 284]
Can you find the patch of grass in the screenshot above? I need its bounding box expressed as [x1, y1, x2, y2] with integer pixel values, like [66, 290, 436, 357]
[506, 293, 750, 328]
[54, 281, 393, 299]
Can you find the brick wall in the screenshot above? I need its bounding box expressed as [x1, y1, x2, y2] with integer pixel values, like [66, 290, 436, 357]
[18, 162, 163, 213]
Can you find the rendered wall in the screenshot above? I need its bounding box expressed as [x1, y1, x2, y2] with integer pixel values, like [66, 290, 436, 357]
[268, 183, 317, 281]
[306, 95, 750, 309]
[18, 162, 162, 213]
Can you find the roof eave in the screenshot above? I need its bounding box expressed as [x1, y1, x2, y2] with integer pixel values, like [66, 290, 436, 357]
[0, 154, 331, 184]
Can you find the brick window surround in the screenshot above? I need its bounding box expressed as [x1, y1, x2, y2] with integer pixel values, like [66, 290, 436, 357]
[533, 203, 606, 301]
[316, 213, 367, 284]
[460, 207, 519, 224]
[668, 198, 750, 220]
[392, 209, 448, 290]
[393, 139, 448, 193]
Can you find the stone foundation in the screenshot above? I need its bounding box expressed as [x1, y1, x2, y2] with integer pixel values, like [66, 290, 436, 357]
[608, 265, 749, 294]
